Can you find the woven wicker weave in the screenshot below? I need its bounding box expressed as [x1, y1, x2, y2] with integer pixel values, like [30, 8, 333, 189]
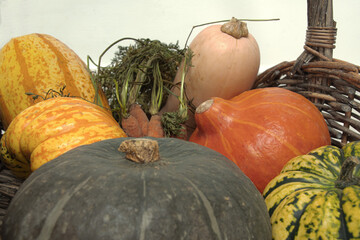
[254, 0, 360, 148]
[0, 163, 22, 233]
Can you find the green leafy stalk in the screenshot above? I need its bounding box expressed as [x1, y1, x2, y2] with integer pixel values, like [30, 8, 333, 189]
[149, 60, 163, 115]
[120, 65, 136, 118]
[161, 49, 193, 137]
[177, 49, 192, 120]
[114, 80, 124, 117]
[86, 56, 100, 106]
[127, 59, 147, 106]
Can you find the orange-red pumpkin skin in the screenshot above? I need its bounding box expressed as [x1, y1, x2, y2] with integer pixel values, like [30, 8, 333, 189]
[189, 88, 331, 192]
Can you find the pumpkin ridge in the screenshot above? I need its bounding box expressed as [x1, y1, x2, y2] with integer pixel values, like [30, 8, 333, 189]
[17, 103, 116, 159]
[12, 39, 33, 99]
[218, 131, 236, 163]
[299, 190, 344, 239]
[36, 34, 81, 97]
[197, 106, 236, 161]
[0, 84, 12, 129]
[231, 88, 264, 103]
[271, 189, 319, 239]
[263, 172, 335, 214]
[338, 190, 352, 239]
[231, 89, 295, 103]
[21, 115, 120, 159]
[182, 176, 223, 240]
[341, 186, 360, 238]
[308, 148, 342, 178]
[280, 173, 335, 186]
[281, 155, 340, 179]
[29, 124, 124, 170]
[229, 119, 302, 156]
[138, 171, 148, 240]
[264, 174, 334, 201]
[37, 176, 92, 239]
[228, 101, 324, 124]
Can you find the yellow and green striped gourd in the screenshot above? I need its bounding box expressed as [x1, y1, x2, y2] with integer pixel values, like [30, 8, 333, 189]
[263, 141, 360, 239]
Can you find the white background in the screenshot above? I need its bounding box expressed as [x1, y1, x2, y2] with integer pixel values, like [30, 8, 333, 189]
[1, 0, 359, 73]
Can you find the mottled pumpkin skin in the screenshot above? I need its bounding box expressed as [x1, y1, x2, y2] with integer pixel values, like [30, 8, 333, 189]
[0, 33, 109, 129]
[0, 97, 126, 178]
[2, 137, 272, 240]
[263, 141, 360, 239]
[189, 88, 331, 192]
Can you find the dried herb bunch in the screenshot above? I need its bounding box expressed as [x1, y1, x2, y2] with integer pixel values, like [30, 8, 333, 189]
[93, 38, 185, 122]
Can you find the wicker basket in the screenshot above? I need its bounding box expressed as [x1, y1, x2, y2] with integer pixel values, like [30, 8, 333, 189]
[0, 162, 22, 233]
[254, 0, 360, 148]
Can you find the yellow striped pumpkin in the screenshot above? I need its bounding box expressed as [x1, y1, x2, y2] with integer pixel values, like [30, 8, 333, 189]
[263, 141, 360, 239]
[0, 97, 127, 178]
[0, 33, 109, 129]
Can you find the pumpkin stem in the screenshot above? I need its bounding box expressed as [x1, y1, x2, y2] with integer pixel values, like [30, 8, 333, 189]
[335, 156, 360, 189]
[196, 99, 214, 114]
[221, 17, 249, 39]
[118, 138, 160, 163]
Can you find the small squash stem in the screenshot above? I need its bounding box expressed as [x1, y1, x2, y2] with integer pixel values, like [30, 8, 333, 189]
[196, 99, 214, 114]
[118, 138, 160, 163]
[335, 156, 360, 189]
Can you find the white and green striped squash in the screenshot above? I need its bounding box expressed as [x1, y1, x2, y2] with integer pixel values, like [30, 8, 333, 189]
[263, 141, 360, 240]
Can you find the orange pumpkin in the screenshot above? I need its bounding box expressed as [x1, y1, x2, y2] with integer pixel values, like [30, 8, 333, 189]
[189, 87, 331, 192]
[0, 97, 126, 178]
[0, 33, 109, 129]
[161, 18, 260, 136]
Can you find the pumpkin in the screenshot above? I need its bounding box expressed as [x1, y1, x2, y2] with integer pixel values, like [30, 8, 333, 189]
[0, 33, 110, 129]
[189, 87, 331, 192]
[0, 97, 126, 178]
[263, 141, 360, 239]
[2, 137, 272, 240]
[160, 18, 260, 135]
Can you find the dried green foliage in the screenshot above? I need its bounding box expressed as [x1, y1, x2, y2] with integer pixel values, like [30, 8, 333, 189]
[92, 38, 185, 122]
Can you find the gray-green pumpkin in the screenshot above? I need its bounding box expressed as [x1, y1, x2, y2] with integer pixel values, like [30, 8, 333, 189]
[2, 137, 271, 240]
